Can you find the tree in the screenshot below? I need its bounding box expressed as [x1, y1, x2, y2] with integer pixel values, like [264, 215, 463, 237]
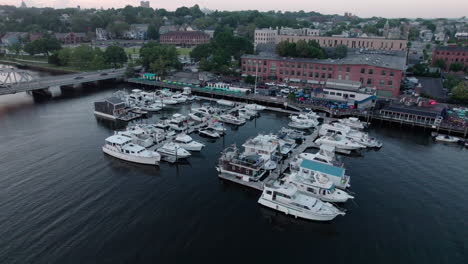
[107, 21, 130, 38]
[23, 41, 38, 56]
[433, 58, 445, 69]
[450, 82, 468, 103]
[147, 24, 159, 40]
[125, 62, 136, 78]
[449, 62, 463, 72]
[103, 45, 127, 67]
[8, 43, 22, 55]
[140, 42, 181, 76]
[57, 47, 73, 66]
[244, 75, 255, 84]
[333, 44, 348, 59]
[70, 45, 99, 70]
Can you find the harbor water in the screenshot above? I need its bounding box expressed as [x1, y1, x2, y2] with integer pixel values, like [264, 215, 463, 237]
[0, 70, 467, 263]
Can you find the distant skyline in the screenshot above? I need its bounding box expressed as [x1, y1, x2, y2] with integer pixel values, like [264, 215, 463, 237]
[4, 0, 468, 18]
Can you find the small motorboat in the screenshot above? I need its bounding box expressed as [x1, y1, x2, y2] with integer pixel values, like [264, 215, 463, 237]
[157, 142, 191, 159]
[140, 103, 162, 112]
[435, 134, 460, 143]
[174, 134, 205, 151]
[199, 127, 221, 138]
[217, 99, 235, 107]
[245, 104, 266, 111]
[189, 112, 206, 122]
[288, 121, 313, 129]
[220, 114, 246, 125]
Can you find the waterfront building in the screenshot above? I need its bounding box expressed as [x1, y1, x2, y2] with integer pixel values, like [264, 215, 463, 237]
[159, 31, 210, 47]
[379, 97, 447, 125]
[54, 32, 87, 44]
[241, 51, 406, 98]
[312, 79, 377, 109]
[431, 45, 468, 71]
[94, 97, 126, 120]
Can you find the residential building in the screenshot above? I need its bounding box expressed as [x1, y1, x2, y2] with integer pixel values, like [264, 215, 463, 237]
[54, 32, 87, 44]
[1, 32, 27, 46]
[432, 45, 468, 71]
[140, 1, 150, 8]
[434, 32, 446, 42]
[279, 27, 320, 36]
[159, 31, 211, 47]
[276, 35, 407, 51]
[159, 25, 179, 35]
[124, 24, 149, 40]
[419, 30, 433, 42]
[240, 51, 406, 98]
[28, 32, 44, 42]
[96, 28, 108, 41]
[455, 32, 468, 40]
[254, 28, 278, 48]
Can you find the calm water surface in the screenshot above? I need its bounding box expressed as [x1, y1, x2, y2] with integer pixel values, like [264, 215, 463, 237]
[0, 69, 467, 264]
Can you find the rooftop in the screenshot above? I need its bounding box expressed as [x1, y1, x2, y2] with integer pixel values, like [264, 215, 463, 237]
[434, 45, 468, 52]
[161, 31, 209, 37]
[242, 51, 406, 71]
[300, 159, 345, 177]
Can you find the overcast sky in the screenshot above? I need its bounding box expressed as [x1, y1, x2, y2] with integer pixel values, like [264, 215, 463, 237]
[5, 0, 468, 18]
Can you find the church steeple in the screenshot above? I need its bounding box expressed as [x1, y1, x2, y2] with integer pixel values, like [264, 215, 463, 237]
[20, 1, 27, 8]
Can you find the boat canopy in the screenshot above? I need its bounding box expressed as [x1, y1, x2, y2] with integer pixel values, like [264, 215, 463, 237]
[300, 159, 344, 177]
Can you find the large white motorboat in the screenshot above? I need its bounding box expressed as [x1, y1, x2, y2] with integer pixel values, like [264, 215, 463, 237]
[171, 93, 187, 103]
[157, 142, 191, 159]
[198, 127, 221, 138]
[217, 99, 235, 107]
[289, 153, 350, 189]
[319, 123, 382, 148]
[277, 127, 306, 141]
[245, 104, 266, 111]
[242, 134, 280, 170]
[219, 114, 246, 125]
[288, 120, 313, 129]
[188, 111, 206, 122]
[168, 114, 189, 131]
[191, 106, 220, 117]
[174, 134, 205, 151]
[298, 145, 343, 167]
[140, 103, 162, 112]
[435, 134, 460, 143]
[161, 97, 178, 105]
[284, 171, 354, 203]
[207, 122, 226, 134]
[290, 114, 319, 127]
[337, 117, 368, 130]
[102, 135, 161, 165]
[216, 146, 268, 183]
[237, 108, 258, 120]
[315, 135, 365, 150]
[258, 182, 345, 221]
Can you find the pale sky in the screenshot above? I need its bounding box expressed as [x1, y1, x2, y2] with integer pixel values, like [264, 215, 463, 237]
[4, 0, 468, 18]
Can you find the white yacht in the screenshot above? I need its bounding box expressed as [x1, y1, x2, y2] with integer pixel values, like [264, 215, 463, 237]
[319, 123, 382, 148]
[157, 143, 191, 159]
[217, 99, 235, 107]
[290, 114, 319, 127]
[298, 145, 343, 167]
[435, 134, 460, 143]
[284, 171, 354, 203]
[220, 114, 246, 125]
[208, 122, 226, 134]
[288, 120, 313, 129]
[258, 182, 345, 221]
[243, 134, 280, 170]
[140, 103, 162, 112]
[238, 107, 258, 119]
[337, 117, 368, 130]
[245, 104, 266, 111]
[171, 93, 187, 103]
[188, 111, 206, 122]
[315, 135, 365, 151]
[168, 114, 189, 131]
[199, 127, 221, 138]
[191, 106, 219, 117]
[161, 97, 178, 105]
[289, 153, 350, 189]
[102, 135, 161, 165]
[174, 134, 205, 151]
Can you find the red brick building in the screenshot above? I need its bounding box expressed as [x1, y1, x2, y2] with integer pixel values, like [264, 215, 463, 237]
[432, 45, 468, 71]
[159, 31, 210, 47]
[54, 32, 87, 44]
[241, 53, 406, 98]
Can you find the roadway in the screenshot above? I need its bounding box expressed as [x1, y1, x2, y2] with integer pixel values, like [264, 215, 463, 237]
[0, 68, 126, 95]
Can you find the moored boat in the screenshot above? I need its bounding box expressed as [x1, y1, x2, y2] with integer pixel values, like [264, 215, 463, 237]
[102, 135, 160, 165]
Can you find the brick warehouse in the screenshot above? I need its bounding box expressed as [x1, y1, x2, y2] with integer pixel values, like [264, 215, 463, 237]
[159, 31, 211, 47]
[431, 45, 468, 71]
[241, 52, 406, 98]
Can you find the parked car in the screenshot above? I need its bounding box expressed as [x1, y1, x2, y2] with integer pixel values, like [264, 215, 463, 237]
[74, 76, 84, 80]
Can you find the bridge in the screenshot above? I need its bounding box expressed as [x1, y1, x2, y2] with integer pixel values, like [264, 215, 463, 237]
[0, 67, 126, 95]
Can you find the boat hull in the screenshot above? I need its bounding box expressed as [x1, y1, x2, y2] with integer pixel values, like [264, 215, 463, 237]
[258, 197, 339, 221]
[102, 147, 159, 165]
